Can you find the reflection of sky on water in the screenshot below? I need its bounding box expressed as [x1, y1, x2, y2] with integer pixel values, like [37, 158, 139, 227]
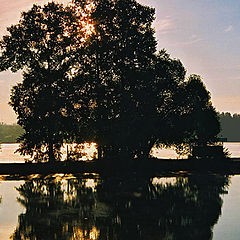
[0, 174, 102, 239]
[0, 142, 240, 163]
[0, 144, 27, 163]
[0, 181, 25, 240]
[223, 142, 240, 158]
[0, 143, 98, 163]
[152, 177, 177, 186]
[0, 174, 233, 239]
[150, 146, 181, 159]
[213, 175, 240, 240]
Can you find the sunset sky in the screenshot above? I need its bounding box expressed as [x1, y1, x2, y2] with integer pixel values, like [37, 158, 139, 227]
[0, 0, 239, 123]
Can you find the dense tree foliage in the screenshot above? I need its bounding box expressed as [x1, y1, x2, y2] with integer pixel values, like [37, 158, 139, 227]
[69, 0, 220, 159]
[1, 3, 80, 161]
[0, 0, 220, 162]
[73, 0, 157, 159]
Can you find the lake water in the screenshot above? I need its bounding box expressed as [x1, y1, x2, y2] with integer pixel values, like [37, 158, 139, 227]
[0, 142, 239, 163]
[0, 143, 240, 239]
[0, 173, 239, 239]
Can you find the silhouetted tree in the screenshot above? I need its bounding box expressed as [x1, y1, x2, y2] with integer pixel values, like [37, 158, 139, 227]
[71, 1, 220, 160]
[69, 0, 157, 160]
[0, 0, 220, 162]
[154, 73, 220, 155]
[0, 2, 82, 162]
[183, 75, 220, 144]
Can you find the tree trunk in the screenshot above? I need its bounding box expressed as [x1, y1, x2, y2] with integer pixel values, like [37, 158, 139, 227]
[98, 145, 103, 160]
[139, 139, 155, 159]
[48, 116, 55, 163]
[48, 139, 55, 163]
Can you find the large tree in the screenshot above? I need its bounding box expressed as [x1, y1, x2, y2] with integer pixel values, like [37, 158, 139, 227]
[0, 0, 220, 162]
[145, 51, 219, 155]
[0, 2, 84, 162]
[69, 0, 157, 160]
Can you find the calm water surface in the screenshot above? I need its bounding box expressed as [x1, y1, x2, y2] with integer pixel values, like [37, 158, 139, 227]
[0, 144, 239, 239]
[0, 142, 239, 163]
[0, 174, 238, 239]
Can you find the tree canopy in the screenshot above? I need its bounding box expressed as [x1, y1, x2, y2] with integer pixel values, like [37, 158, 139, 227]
[0, 0, 220, 162]
[1, 2, 79, 161]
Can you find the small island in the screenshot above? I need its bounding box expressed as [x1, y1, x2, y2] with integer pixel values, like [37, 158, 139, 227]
[0, 0, 234, 174]
[1, 1, 240, 239]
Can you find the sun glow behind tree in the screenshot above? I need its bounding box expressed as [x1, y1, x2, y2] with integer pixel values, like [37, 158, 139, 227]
[65, 0, 96, 44]
[61, 142, 98, 161]
[0, 0, 220, 162]
[33, 0, 96, 45]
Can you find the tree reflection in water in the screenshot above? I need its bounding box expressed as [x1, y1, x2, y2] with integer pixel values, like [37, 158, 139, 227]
[11, 174, 229, 240]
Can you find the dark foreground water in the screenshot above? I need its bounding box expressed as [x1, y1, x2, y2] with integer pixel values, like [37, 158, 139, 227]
[0, 173, 239, 240]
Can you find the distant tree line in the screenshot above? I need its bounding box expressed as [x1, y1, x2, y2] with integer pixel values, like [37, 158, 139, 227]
[0, 124, 24, 143]
[219, 112, 240, 142]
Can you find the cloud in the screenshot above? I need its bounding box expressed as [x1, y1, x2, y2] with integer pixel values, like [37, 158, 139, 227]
[153, 16, 175, 35]
[224, 25, 233, 33]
